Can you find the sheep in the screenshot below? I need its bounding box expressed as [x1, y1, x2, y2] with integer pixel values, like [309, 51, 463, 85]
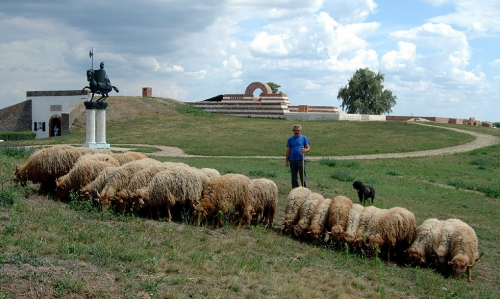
[195, 174, 252, 228]
[362, 207, 417, 263]
[200, 168, 221, 180]
[449, 222, 480, 282]
[343, 203, 364, 247]
[81, 166, 120, 201]
[283, 187, 312, 235]
[111, 151, 148, 165]
[326, 195, 353, 245]
[355, 206, 386, 243]
[132, 166, 209, 221]
[248, 178, 278, 227]
[97, 158, 162, 208]
[106, 162, 188, 212]
[306, 198, 332, 243]
[55, 153, 120, 201]
[13, 145, 107, 194]
[433, 218, 480, 281]
[293, 192, 324, 239]
[405, 218, 444, 267]
[433, 218, 465, 272]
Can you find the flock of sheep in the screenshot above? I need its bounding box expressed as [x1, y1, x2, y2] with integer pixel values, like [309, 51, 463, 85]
[282, 187, 480, 282]
[12, 145, 479, 281]
[12, 145, 277, 228]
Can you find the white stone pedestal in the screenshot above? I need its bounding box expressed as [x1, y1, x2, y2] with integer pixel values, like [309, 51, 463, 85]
[82, 101, 110, 149]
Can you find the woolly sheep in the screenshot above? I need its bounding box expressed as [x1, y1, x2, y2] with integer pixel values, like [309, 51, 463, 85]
[355, 206, 386, 243]
[200, 168, 221, 180]
[362, 207, 417, 263]
[97, 158, 162, 208]
[405, 218, 443, 266]
[111, 151, 148, 165]
[248, 178, 278, 227]
[13, 145, 106, 193]
[449, 221, 480, 281]
[343, 203, 364, 247]
[195, 174, 252, 228]
[326, 195, 353, 245]
[55, 153, 120, 200]
[307, 198, 332, 243]
[283, 187, 312, 235]
[105, 162, 188, 212]
[293, 192, 324, 239]
[132, 166, 209, 221]
[433, 218, 465, 271]
[433, 218, 480, 281]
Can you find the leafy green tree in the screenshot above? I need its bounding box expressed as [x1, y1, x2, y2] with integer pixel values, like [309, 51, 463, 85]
[266, 82, 281, 94]
[337, 68, 397, 115]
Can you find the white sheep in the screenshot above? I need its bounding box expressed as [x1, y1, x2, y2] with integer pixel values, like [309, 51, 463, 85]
[343, 203, 364, 247]
[326, 195, 354, 245]
[283, 187, 312, 235]
[362, 207, 417, 263]
[307, 198, 332, 243]
[248, 178, 278, 227]
[433, 218, 480, 281]
[405, 218, 443, 266]
[293, 192, 324, 239]
[195, 174, 252, 228]
[133, 166, 209, 221]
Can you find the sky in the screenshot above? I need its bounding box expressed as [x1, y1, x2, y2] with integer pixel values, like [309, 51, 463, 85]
[0, 0, 499, 121]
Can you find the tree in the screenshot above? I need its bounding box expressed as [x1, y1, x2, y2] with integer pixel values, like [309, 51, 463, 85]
[337, 68, 397, 115]
[266, 82, 281, 94]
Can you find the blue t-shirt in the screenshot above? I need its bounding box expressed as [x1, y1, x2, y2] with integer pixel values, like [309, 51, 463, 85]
[287, 135, 310, 161]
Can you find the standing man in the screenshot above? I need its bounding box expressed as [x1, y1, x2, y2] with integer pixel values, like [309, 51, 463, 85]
[285, 124, 311, 188]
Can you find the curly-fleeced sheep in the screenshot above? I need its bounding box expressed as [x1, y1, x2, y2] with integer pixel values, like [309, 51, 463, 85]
[362, 207, 417, 263]
[293, 192, 324, 239]
[97, 158, 162, 208]
[307, 198, 332, 243]
[195, 174, 252, 228]
[326, 195, 353, 245]
[283, 187, 312, 235]
[405, 218, 444, 266]
[55, 153, 120, 200]
[14, 145, 107, 194]
[132, 166, 209, 221]
[111, 151, 148, 165]
[433, 218, 480, 281]
[107, 162, 188, 212]
[343, 203, 364, 247]
[248, 178, 278, 227]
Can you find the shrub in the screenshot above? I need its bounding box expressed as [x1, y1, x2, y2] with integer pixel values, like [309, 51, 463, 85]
[0, 131, 36, 141]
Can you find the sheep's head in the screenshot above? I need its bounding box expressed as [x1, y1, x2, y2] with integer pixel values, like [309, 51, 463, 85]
[13, 166, 27, 187]
[405, 249, 426, 265]
[450, 255, 469, 279]
[55, 177, 68, 199]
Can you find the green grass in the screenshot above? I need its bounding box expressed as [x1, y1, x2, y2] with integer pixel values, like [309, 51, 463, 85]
[1, 96, 499, 298]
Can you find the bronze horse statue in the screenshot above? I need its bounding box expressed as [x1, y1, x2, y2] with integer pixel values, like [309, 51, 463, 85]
[82, 62, 119, 102]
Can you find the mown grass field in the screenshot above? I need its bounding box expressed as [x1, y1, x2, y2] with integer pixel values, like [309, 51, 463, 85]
[1, 97, 499, 299]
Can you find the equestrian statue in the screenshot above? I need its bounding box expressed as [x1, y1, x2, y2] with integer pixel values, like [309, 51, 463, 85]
[82, 62, 119, 102]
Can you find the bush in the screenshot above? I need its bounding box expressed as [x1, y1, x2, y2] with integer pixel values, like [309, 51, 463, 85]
[0, 131, 36, 141]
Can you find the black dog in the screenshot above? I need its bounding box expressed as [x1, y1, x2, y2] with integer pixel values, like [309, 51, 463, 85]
[352, 180, 375, 205]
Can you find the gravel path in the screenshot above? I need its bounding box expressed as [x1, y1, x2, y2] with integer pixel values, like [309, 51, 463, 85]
[112, 123, 499, 160]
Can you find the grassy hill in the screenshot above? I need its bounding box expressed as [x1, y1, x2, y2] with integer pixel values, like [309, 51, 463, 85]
[1, 96, 499, 298]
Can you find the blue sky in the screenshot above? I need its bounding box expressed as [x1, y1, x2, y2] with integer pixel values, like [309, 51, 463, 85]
[0, 0, 498, 121]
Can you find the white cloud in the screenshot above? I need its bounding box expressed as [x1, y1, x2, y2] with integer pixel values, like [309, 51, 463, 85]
[382, 42, 418, 71]
[322, 0, 377, 23]
[491, 59, 500, 68]
[250, 31, 290, 57]
[426, 0, 500, 37]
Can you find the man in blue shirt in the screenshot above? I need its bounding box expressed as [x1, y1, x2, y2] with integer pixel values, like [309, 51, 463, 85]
[285, 124, 311, 188]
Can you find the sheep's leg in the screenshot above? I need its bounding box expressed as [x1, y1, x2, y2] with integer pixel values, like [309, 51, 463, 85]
[467, 266, 472, 282]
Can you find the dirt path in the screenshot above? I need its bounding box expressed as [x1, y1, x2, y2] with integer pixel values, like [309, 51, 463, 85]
[112, 123, 499, 159]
